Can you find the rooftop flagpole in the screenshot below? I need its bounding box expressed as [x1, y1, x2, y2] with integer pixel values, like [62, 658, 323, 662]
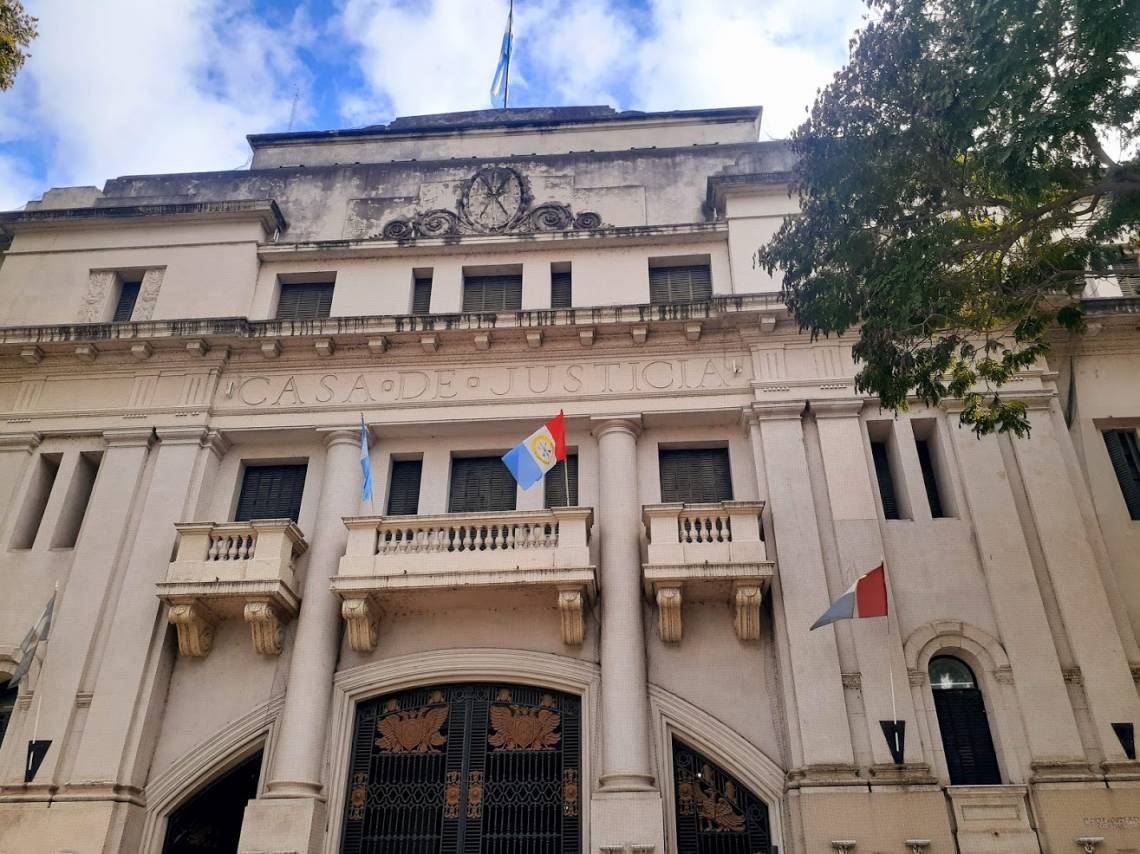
[490, 0, 514, 109]
[503, 0, 514, 109]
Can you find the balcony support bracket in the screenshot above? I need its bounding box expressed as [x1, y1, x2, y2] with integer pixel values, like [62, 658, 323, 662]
[558, 587, 586, 646]
[342, 596, 380, 652]
[168, 601, 218, 657]
[245, 600, 288, 655]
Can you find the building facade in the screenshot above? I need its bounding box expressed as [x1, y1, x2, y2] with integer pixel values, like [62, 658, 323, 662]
[0, 105, 1137, 854]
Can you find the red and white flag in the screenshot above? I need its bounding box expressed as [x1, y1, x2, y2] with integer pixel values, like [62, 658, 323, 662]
[811, 563, 888, 630]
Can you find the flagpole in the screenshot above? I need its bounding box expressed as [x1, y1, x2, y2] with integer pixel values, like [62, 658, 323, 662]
[502, 0, 514, 109]
[885, 560, 900, 756]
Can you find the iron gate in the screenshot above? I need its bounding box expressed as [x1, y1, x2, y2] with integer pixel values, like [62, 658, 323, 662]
[341, 683, 581, 854]
[672, 740, 771, 854]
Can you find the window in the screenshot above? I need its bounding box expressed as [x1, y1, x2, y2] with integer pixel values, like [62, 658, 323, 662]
[658, 448, 732, 504]
[412, 275, 433, 315]
[463, 274, 522, 312]
[551, 268, 572, 309]
[672, 739, 771, 851]
[649, 263, 711, 303]
[162, 751, 262, 854]
[870, 440, 900, 520]
[544, 454, 579, 508]
[112, 278, 141, 322]
[1103, 429, 1140, 520]
[929, 656, 1001, 785]
[234, 463, 307, 522]
[51, 451, 102, 548]
[10, 453, 61, 549]
[276, 282, 334, 320]
[914, 439, 945, 518]
[448, 456, 516, 513]
[386, 460, 423, 516]
[0, 683, 15, 749]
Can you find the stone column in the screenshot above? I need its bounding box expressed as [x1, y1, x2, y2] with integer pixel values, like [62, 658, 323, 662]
[588, 416, 664, 854]
[241, 427, 361, 854]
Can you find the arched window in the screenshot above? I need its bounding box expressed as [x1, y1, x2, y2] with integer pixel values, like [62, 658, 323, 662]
[672, 739, 771, 853]
[162, 751, 261, 853]
[929, 656, 1001, 785]
[0, 682, 16, 748]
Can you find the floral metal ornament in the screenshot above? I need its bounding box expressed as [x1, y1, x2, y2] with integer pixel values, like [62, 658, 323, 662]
[375, 705, 449, 753]
[488, 703, 561, 751]
[690, 764, 746, 833]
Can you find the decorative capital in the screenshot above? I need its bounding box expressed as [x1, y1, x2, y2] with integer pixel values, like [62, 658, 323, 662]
[155, 426, 210, 446]
[749, 400, 806, 422]
[809, 399, 867, 419]
[244, 601, 286, 655]
[0, 432, 41, 453]
[102, 427, 156, 449]
[590, 415, 642, 440]
[321, 426, 361, 449]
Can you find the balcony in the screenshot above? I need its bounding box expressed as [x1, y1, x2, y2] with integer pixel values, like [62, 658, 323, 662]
[641, 501, 772, 642]
[157, 519, 307, 656]
[332, 508, 595, 651]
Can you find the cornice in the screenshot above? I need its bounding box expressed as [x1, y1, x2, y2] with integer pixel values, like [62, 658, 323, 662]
[0, 199, 286, 238]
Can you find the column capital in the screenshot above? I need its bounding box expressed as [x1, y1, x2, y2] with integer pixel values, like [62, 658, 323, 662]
[0, 432, 41, 453]
[747, 400, 806, 423]
[809, 398, 867, 419]
[589, 414, 642, 440]
[202, 430, 230, 459]
[102, 427, 157, 449]
[155, 426, 211, 446]
[319, 425, 361, 449]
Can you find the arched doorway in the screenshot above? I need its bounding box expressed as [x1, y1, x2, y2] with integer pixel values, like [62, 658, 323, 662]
[672, 739, 771, 853]
[341, 682, 581, 854]
[929, 656, 1001, 785]
[161, 751, 262, 853]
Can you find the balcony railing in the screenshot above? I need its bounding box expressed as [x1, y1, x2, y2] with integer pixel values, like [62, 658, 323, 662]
[333, 508, 595, 651]
[157, 519, 307, 657]
[641, 501, 773, 642]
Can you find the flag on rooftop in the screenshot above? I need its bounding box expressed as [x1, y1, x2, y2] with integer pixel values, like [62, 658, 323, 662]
[8, 591, 56, 687]
[489, 0, 514, 108]
[360, 415, 373, 503]
[810, 563, 888, 630]
[502, 411, 566, 490]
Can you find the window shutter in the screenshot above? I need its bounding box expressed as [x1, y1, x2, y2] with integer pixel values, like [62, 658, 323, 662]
[1103, 429, 1140, 520]
[276, 283, 334, 320]
[932, 688, 1002, 785]
[234, 464, 308, 522]
[871, 441, 900, 519]
[462, 275, 523, 312]
[112, 280, 141, 322]
[915, 439, 944, 518]
[551, 271, 572, 309]
[544, 454, 579, 508]
[649, 265, 712, 303]
[412, 278, 433, 314]
[658, 448, 733, 503]
[386, 460, 423, 516]
[448, 457, 517, 513]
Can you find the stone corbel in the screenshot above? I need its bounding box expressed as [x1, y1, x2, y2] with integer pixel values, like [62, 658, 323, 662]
[558, 588, 585, 645]
[656, 586, 683, 643]
[168, 601, 217, 657]
[342, 597, 379, 652]
[244, 601, 287, 655]
[733, 582, 763, 641]
[578, 327, 595, 347]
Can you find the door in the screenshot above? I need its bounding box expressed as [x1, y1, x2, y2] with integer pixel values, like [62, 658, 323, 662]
[341, 683, 581, 854]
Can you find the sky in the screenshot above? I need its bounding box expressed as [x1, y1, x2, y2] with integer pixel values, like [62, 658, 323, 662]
[0, 0, 867, 211]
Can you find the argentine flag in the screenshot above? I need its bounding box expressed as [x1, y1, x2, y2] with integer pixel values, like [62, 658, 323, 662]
[360, 416, 373, 502]
[489, 0, 513, 106]
[502, 411, 566, 490]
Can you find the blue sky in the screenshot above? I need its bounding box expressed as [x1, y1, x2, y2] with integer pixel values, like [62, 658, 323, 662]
[0, 0, 866, 210]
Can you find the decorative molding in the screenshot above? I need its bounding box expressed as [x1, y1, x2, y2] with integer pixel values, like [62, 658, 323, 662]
[244, 601, 286, 655]
[367, 335, 388, 355]
[421, 334, 438, 353]
[578, 327, 595, 347]
[558, 588, 585, 646]
[831, 842, 857, 853]
[656, 586, 683, 643]
[684, 322, 702, 342]
[526, 330, 543, 349]
[19, 346, 43, 366]
[130, 341, 153, 361]
[260, 339, 281, 359]
[342, 597, 379, 652]
[314, 337, 336, 357]
[77, 270, 117, 322]
[907, 668, 926, 687]
[732, 583, 762, 641]
[630, 325, 648, 345]
[474, 331, 491, 350]
[133, 267, 165, 321]
[0, 432, 41, 453]
[993, 665, 1015, 685]
[185, 338, 209, 357]
[168, 602, 216, 657]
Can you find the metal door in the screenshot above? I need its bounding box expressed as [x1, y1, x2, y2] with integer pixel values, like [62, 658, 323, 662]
[341, 683, 581, 854]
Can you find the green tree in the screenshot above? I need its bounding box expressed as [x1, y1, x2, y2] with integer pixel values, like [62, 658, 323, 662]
[760, 0, 1140, 436]
[0, 0, 36, 91]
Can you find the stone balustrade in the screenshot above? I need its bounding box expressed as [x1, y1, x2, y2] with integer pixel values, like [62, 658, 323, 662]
[641, 501, 773, 642]
[157, 518, 307, 657]
[333, 508, 595, 651]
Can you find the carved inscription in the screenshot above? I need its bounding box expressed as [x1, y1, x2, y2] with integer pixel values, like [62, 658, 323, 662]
[223, 357, 749, 409]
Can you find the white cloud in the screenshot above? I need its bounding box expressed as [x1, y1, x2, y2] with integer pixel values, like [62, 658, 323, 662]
[0, 154, 40, 211]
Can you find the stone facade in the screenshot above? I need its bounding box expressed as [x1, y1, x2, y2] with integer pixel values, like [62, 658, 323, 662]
[0, 105, 1137, 854]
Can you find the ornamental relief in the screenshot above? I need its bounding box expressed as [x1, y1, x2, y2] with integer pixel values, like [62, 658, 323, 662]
[678, 762, 747, 833]
[487, 691, 562, 751]
[377, 165, 605, 240]
[375, 704, 449, 753]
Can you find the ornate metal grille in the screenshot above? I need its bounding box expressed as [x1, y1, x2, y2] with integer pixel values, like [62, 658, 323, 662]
[672, 740, 771, 854]
[341, 683, 581, 854]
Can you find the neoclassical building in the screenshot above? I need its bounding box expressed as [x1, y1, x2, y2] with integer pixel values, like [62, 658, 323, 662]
[0, 105, 1137, 854]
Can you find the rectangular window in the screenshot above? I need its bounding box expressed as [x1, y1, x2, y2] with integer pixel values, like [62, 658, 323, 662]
[276, 283, 334, 320]
[234, 463, 308, 522]
[412, 276, 433, 315]
[112, 279, 141, 322]
[649, 263, 712, 303]
[544, 454, 579, 508]
[10, 453, 61, 549]
[870, 440, 900, 520]
[1103, 429, 1140, 520]
[914, 439, 945, 518]
[51, 451, 102, 548]
[658, 447, 733, 504]
[551, 269, 572, 309]
[462, 274, 522, 313]
[448, 456, 517, 513]
[386, 459, 423, 516]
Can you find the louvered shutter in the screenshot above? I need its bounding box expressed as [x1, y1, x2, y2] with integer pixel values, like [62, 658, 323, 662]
[933, 688, 1002, 785]
[386, 460, 422, 516]
[112, 281, 141, 322]
[544, 454, 579, 507]
[871, 441, 900, 519]
[412, 277, 433, 314]
[1103, 429, 1140, 520]
[448, 457, 517, 512]
[276, 283, 334, 320]
[234, 464, 307, 522]
[462, 275, 523, 312]
[915, 439, 944, 518]
[658, 448, 733, 503]
[551, 271, 572, 309]
[649, 264, 712, 303]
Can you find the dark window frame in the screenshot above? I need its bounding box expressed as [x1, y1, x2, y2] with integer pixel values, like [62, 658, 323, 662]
[233, 463, 308, 523]
[412, 276, 433, 315]
[658, 447, 733, 504]
[386, 459, 423, 516]
[914, 438, 945, 518]
[462, 274, 523, 313]
[649, 263, 712, 304]
[275, 282, 334, 321]
[448, 456, 517, 513]
[870, 440, 901, 520]
[929, 656, 1002, 785]
[550, 270, 572, 309]
[1103, 428, 1140, 520]
[112, 279, 142, 322]
[544, 454, 579, 508]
